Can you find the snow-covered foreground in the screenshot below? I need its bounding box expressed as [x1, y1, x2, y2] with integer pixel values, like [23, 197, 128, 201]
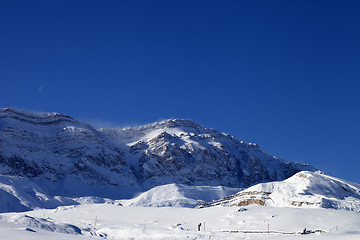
[1, 204, 359, 240]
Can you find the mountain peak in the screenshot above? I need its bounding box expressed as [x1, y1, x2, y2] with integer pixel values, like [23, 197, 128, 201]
[158, 118, 198, 126]
[133, 118, 203, 131]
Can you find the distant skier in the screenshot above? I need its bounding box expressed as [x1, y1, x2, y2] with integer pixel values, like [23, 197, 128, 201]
[198, 223, 202, 231]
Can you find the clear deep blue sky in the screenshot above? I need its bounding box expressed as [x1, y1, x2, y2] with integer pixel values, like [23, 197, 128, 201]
[1, 1, 359, 183]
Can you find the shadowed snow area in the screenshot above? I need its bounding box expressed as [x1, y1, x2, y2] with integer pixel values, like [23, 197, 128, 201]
[0, 174, 241, 212]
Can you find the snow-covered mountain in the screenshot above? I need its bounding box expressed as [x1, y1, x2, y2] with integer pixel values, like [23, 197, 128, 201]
[0, 107, 317, 212]
[197, 171, 360, 212]
[0, 108, 314, 188]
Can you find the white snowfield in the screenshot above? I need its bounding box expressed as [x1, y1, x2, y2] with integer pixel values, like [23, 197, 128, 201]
[0, 204, 360, 240]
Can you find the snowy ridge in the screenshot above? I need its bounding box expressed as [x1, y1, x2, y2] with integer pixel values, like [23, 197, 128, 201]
[101, 118, 256, 148]
[197, 171, 360, 212]
[0, 108, 79, 125]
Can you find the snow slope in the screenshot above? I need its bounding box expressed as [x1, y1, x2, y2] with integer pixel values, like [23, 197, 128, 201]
[198, 171, 360, 212]
[0, 204, 360, 240]
[120, 184, 241, 207]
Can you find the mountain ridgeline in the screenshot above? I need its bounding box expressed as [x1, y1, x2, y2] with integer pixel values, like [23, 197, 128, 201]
[0, 108, 315, 198]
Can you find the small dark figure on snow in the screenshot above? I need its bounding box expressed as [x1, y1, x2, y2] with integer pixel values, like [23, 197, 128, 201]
[302, 228, 307, 235]
[198, 223, 202, 231]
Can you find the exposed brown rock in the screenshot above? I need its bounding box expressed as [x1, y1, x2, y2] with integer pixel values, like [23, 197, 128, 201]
[236, 199, 265, 206]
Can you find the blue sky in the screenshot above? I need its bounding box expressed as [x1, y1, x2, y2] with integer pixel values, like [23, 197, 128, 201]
[1, 1, 359, 183]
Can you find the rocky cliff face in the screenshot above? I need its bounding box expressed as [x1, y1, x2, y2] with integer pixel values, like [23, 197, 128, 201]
[0, 108, 137, 190]
[0, 108, 315, 198]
